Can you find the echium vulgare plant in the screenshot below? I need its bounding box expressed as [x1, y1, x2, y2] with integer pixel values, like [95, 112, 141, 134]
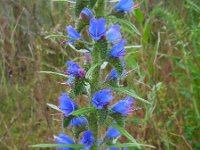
[34, 0, 154, 149]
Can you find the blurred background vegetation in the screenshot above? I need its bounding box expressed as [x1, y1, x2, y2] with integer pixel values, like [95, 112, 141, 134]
[0, 0, 200, 149]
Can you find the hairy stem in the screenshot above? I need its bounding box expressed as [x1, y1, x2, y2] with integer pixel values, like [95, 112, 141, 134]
[89, 0, 105, 149]
[89, 41, 101, 149]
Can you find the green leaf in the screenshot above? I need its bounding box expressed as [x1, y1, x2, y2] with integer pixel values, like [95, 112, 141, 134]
[30, 144, 84, 148]
[45, 35, 93, 45]
[47, 103, 62, 112]
[111, 87, 151, 105]
[106, 143, 155, 149]
[39, 71, 69, 78]
[71, 107, 95, 116]
[68, 43, 89, 53]
[106, 119, 140, 149]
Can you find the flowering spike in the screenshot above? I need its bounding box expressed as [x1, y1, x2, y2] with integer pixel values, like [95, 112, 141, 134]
[114, 0, 135, 13]
[80, 130, 95, 149]
[58, 93, 78, 117]
[111, 96, 135, 116]
[88, 18, 106, 41]
[91, 89, 113, 109]
[54, 133, 75, 150]
[106, 25, 122, 43]
[110, 40, 127, 59]
[66, 25, 81, 42]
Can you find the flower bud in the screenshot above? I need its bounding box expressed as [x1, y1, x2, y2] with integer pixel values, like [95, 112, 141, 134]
[80, 8, 94, 22]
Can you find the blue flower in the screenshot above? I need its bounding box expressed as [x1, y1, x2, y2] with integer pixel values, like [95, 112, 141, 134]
[66, 61, 85, 78]
[111, 96, 134, 116]
[80, 8, 94, 21]
[110, 40, 127, 59]
[91, 89, 113, 109]
[54, 133, 75, 150]
[88, 18, 106, 41]
[106, 25, 121, 43]
[66, 25, 81, 42]
[58, 93, 78, 117]
[114, 0, 134, 12]
[70, 117, 88, 127]
[80, 131, 94, 149]
[105, 126, 121, 140]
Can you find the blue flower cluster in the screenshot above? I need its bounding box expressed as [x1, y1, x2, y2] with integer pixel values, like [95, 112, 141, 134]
[54, 126, 123, 150]
[54, 131, 94, 150]
[54, 0, 137, 149]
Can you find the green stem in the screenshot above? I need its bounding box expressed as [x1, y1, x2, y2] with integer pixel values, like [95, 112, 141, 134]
[89, 41, 101, 150]
[89, 0, 105, 149]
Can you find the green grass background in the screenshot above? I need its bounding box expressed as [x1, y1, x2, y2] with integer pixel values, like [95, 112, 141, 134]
[0, 0, 200, 149]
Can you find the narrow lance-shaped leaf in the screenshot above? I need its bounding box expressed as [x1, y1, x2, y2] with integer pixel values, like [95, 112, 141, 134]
[111, 87, 151, 105]
[47, 103, 63, 112]
[106, 16, 141, 36]
[30, 144, 84, 148]
[105, 143, 155, 149]
[39, 71, 69, 78]
[71, 107, 95, 116]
